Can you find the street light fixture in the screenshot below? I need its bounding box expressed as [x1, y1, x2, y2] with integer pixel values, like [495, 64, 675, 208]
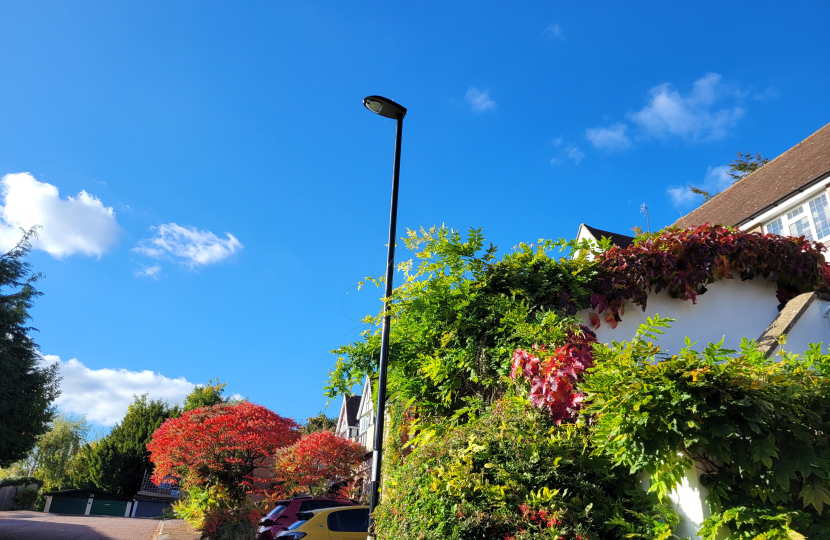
[362, 95, 406, 529]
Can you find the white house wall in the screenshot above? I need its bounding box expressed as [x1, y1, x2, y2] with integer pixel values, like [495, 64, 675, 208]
[578, 278, 780, 354]
[781, 297, 830, 355]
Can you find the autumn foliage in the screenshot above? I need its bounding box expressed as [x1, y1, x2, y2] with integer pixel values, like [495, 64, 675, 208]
[589, 224, 830, 329]
[148, 401, 298, 502]
[272, 430, 365, 498]
[510, 326, 597, 424]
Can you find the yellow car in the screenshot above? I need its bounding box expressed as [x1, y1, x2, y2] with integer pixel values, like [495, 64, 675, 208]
[275, 505, 369, 540]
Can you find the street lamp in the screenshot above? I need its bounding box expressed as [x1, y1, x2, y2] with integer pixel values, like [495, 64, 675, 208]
[362, 95, 407, 527]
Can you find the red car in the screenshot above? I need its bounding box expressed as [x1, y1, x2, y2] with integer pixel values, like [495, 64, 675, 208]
[255, 496, 356, 540]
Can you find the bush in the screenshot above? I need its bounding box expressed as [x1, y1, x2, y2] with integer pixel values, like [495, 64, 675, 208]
[13, 486, 38, 510]
[172, 485, 261, 539]
[213, 519, 257, 540]
[372, 399, 676, 540]
[583, 326, 830, 539]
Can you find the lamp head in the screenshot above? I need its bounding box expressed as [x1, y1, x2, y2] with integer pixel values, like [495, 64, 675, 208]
[363, 96, 407, 120]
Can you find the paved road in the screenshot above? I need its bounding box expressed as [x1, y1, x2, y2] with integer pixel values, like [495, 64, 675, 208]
[0, 511, 160, 540]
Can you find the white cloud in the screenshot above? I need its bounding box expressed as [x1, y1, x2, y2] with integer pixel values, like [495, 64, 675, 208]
[667, 164, 733, 206]
[134, 223, 243, 268]
[567, 146, 585, 164]
[0, 173, 120, 258]
[585, 123, 632, 150]
[135, 265, 162, 279]
[465, 87, 496, 113]
[543, 24, 564, 40]
[629, 73, 744, 141]
[45, 355, 195, 426]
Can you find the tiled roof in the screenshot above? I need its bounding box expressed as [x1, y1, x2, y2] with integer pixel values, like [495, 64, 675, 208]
[674, 122, 830, 228]
[583, 224, 635, 248]
[345, 395, 361, 426]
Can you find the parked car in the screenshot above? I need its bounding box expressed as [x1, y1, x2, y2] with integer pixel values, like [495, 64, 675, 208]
[276, 505, 369, 540]
[256, 497, 356, 540]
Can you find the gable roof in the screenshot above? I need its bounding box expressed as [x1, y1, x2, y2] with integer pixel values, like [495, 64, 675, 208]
[674, 122, 830, 229]
[581, 224, 635, 248]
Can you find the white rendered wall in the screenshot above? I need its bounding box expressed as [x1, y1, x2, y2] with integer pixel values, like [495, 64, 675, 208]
[783, 298, 830, 355]
[578, 278, 780, 354]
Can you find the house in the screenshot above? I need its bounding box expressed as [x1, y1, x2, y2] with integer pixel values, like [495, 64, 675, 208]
[335, 395, 361, 441]
[333, 378, 375, 451]
[351, 378, 376, 451]
[575, 223, 635, 249]
[674, 121, 830, 243]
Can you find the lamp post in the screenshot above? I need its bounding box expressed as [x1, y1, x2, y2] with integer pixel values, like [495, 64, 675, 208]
[362, 95, 407, 528]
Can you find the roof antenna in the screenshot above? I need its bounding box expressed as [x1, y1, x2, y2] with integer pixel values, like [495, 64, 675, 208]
[640, 203, 650, 233]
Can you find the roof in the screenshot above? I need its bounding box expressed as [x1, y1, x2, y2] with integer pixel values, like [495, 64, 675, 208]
[582, 224, 635, 248]
[344, 395, 361, 426]
[674, 122, 830, 228]
[44, 488, 131, 501]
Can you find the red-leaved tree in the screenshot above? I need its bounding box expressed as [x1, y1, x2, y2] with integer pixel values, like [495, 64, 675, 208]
[148, 402, 298, 502]
[272, 431, 365, 498]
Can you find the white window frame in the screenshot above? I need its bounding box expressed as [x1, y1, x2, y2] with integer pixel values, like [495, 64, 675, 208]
[764, 193, 830, 241]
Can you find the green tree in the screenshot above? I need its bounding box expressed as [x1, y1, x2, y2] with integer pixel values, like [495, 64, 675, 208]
[18, 412, 90, 491]
[183, 378, 228, 411]
[72, 395, 179, 496]
[0, 229, 60, 468]
[688, 151, 771, 202]
[300, 412, 337, 435]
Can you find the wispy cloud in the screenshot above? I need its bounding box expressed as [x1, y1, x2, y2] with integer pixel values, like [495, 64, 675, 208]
[585, 123, 632, 150]
[45, 355, 196, 426]
[466, 87, 496, 113]
[135, 264, 162, 279]
[567, 146, 585, 164]
[629, 73, 744, 141]
[0, 172, 120, 258]
[667, 165, 733, 206]
[752, 87, 780, 102]
[134, 223, 243, 268]
[543, 24, 564, 40]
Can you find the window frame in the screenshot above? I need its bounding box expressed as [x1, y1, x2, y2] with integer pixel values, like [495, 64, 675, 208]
[764, 193, 830, 241]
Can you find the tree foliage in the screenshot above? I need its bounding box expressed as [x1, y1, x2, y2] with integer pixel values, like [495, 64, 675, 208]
[70, 394, 179, 495]
[272, 430, 364, 498]
[300, 412, 337, 435]
[8, 412, 90, 492]
[0, 229, 60, 468]
[327, 226, 601, 419]
[184, 378, 230, 412]
[687, 151, 771, 201]
[148, 401, 298, 503]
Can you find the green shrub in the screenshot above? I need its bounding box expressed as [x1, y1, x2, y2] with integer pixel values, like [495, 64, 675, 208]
[0, 477, 43, 489]
[583, 329, 830, 539]
[213, 519, 257, 540]
[373, 398, 676, 540]
[13, 487, 38, 510]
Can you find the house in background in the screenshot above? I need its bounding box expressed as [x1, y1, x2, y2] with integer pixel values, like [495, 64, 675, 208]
[334, 378, 375, 452]
[335, 395, 361, 442]
[675, 121, 830, 242]
[575, 224, 635, 249]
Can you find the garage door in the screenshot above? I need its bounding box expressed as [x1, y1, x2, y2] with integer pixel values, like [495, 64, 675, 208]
[89, 498, 127, 516]
[50, 497, 87, 515]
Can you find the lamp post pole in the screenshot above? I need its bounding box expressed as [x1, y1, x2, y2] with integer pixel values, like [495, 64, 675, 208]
[362, 95, 407, 532]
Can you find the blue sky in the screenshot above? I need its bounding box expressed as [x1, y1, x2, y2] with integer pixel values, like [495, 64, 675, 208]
[1, 1, 828, 430]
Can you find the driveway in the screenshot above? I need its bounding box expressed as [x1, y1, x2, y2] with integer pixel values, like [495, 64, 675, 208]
[0, 511, 160, 540]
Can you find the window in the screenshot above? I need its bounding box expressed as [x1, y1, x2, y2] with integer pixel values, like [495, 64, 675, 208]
[765, 194, 830, 241]
[327, 508, 370, 532]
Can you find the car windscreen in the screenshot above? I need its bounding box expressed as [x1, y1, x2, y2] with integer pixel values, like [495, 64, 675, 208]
[287, 519, 306, 531]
